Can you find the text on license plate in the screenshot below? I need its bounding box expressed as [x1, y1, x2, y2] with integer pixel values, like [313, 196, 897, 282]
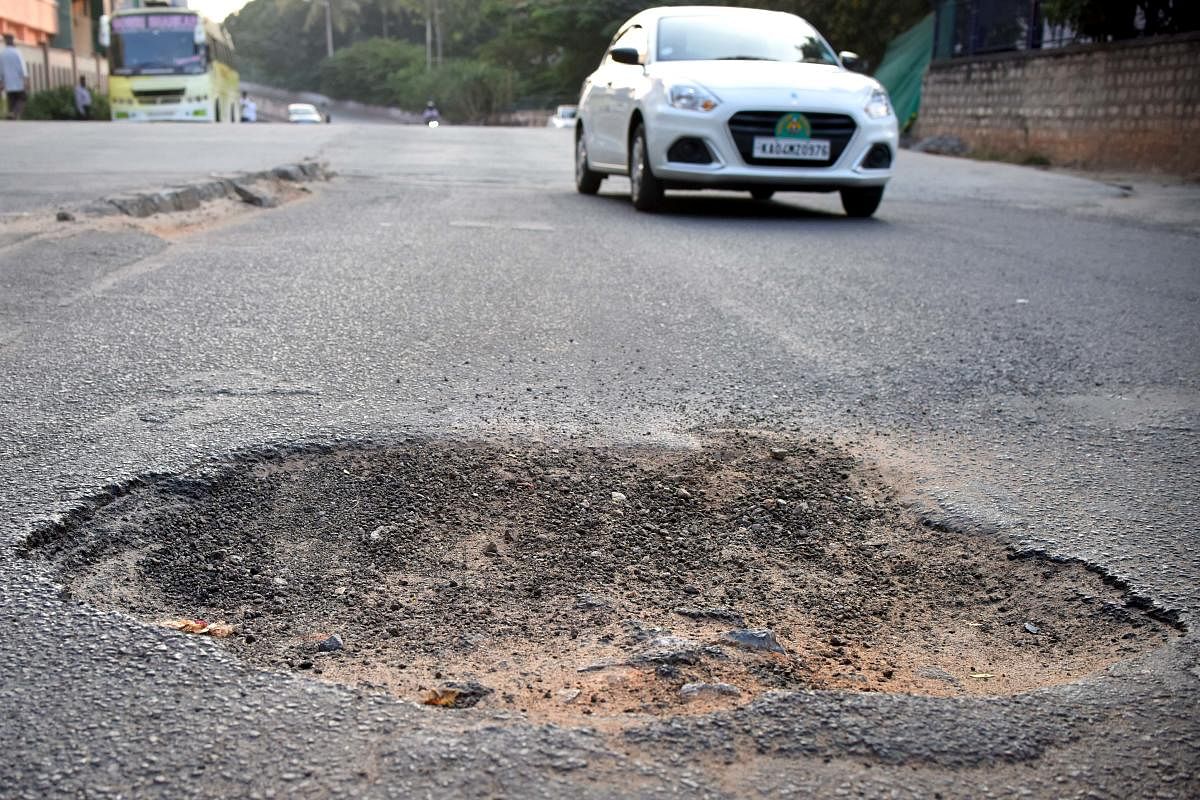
[752, 137, 831, 160]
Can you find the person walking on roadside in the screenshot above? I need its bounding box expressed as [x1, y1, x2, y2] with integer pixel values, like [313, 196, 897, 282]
[240, 90, 257, 123]
[74, 75, 92, 120]
[1, 34, 29, 120]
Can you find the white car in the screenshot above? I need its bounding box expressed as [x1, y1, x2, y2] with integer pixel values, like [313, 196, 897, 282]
[575, 6, 898, 217]
[287, 103, 325, 124]
[548, 105, 578, 129]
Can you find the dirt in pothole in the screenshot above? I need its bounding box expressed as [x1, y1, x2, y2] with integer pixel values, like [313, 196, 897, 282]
[31, 432, 1177, 723]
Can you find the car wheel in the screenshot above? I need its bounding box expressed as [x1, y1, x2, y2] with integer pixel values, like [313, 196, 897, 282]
[750, 188, 775, 201]
[840, 186, 884, 218]
[629, 124, 663, 212]
[575, 132, 603, 195]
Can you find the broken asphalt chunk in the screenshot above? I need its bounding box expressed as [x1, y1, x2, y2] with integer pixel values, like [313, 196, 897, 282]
[723, 628, 786, 654]
[421, 681, 493, 708]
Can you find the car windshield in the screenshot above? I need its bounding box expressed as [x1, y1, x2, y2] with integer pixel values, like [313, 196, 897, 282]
[558, 107, 577, 119]
[656, 14, 839, 65]
[110, 14, 206, 76]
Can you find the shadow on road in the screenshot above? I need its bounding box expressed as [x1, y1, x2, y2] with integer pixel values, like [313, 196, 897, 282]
[588, 190, 884, 224]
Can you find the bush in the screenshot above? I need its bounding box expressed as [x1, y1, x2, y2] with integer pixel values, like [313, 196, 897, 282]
[23, 85, 110, 121]
[319, 38, 424, 106]
[390, 59, 515, 123]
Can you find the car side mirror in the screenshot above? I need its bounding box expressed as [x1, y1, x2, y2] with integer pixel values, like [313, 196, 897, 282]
[610, 47, 642, 66]
[839, 51, 865, 72]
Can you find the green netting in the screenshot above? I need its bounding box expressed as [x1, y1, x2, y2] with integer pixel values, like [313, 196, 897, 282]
[873, 13, 934, 132]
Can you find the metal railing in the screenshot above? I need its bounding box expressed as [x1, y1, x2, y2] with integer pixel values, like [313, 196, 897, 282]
[932, 0, 1200, 60]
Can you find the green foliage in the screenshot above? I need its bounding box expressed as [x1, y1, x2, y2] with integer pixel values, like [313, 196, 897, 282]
[227, 0, 330, 88]
[230, 0, 931, 112]
[23, 86, 110, 121]
[1042, 0, 1198, 39]
[390, 59, 515, 122]
[320, 38, 424, 104]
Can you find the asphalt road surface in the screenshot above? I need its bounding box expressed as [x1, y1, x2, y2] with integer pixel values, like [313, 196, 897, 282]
[0, 122, 1197, 798]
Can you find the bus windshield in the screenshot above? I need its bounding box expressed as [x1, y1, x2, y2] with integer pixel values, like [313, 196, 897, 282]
[110, 14, 206, 76]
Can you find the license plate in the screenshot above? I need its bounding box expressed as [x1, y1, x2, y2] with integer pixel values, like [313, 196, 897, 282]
[752, 137, 830, 160]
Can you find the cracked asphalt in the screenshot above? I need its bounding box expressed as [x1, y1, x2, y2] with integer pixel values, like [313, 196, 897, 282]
[0, 122, 1197, 798]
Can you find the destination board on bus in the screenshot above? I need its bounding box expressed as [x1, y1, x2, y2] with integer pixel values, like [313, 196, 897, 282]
[112, 14, 196, 33]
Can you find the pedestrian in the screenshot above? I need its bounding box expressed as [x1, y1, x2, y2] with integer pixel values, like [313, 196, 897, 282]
[1, 34, 29, 120]
[74, 75, 92, 120]
[240, 90, 257, 123]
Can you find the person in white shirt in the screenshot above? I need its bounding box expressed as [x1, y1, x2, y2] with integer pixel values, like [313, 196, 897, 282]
[75, 76, 92, 120]
[240, 91, 257, 123]
[1, 34, 29, 120]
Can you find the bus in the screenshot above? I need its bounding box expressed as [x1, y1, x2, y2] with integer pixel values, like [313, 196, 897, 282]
[99, 0, 239, 122]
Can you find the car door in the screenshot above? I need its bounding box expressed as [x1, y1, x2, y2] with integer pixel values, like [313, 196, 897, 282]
[591, 25, 648, 170]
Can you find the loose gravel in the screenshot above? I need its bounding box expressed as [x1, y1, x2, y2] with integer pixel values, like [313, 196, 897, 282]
[30, 432, 1177, 724]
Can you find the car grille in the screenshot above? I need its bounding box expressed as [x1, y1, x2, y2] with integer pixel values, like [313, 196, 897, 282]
[727, 111, 857, 168]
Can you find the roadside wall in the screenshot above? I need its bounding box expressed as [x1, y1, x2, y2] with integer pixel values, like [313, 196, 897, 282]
[915, 33, 1200, 175]
[8, 42, 108, 94]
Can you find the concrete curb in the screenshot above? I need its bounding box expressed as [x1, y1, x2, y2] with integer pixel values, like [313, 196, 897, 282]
[86, 160, 332, 219]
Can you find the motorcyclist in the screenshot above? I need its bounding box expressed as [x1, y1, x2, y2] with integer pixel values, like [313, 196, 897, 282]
[421, 100, 441, 125]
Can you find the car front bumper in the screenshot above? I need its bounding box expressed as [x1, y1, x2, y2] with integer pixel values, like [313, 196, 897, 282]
[645, 104, 898, 191]
[112, 100, 217, 122]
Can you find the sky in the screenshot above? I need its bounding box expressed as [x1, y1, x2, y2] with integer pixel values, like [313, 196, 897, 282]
[188, 0, 254, 22]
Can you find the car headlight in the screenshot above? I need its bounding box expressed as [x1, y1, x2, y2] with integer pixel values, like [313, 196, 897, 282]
[864, 88, 893, 119]
[668, 83, 720, 112]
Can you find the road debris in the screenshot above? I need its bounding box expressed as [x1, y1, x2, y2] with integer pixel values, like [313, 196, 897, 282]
[723, 629, 786, 654]
[679, 682, 741, 700]
[317, 634, 344, 653]
[161, 619, 235, 637]
[422, 681, 493, 708]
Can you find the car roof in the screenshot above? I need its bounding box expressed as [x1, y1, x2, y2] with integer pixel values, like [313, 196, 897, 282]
[627, 5, 799, 24]
[288, 103, 318, 112]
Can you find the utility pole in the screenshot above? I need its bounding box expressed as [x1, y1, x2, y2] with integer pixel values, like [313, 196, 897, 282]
[424, 0, 442, 70]
[425, 12, 432, 70]
[324, 0, 334, 58]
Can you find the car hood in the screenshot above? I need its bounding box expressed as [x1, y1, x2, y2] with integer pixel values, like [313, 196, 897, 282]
[648, 60, 877, 98]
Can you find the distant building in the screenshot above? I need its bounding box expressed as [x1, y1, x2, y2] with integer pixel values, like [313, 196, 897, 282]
[1, 0, 61, 45]
[0, 1, 111, 98]
[53, 1, 111, 59]
[1, 1, 111, 51]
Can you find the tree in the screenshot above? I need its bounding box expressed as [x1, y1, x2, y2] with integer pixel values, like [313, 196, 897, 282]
[1042, 0, 1199, 39]
[278, 0, 363, 57]
[229, 0, 934, 112]
[319, 37, 424, 103]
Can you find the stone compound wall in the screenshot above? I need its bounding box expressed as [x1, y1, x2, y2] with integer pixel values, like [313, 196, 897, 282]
[915, 33, 1200, 175]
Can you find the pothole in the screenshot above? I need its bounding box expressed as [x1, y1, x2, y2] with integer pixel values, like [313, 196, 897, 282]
[30, 433, 1178, 724]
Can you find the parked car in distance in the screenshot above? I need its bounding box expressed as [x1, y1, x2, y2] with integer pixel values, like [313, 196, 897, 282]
[574, 6, 898, 216]
[548, 105, 578, 129]
[287, 103, 325, 124]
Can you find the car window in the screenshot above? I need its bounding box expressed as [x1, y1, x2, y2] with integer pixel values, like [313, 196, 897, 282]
[656, 14, 839, 65]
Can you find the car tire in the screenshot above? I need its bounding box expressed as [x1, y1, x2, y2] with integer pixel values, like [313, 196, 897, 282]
[629, 124, 663, 212]
[575, 132, 603, 195]
[840, 186, 884, 218]
[750, 188, 775, 201]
